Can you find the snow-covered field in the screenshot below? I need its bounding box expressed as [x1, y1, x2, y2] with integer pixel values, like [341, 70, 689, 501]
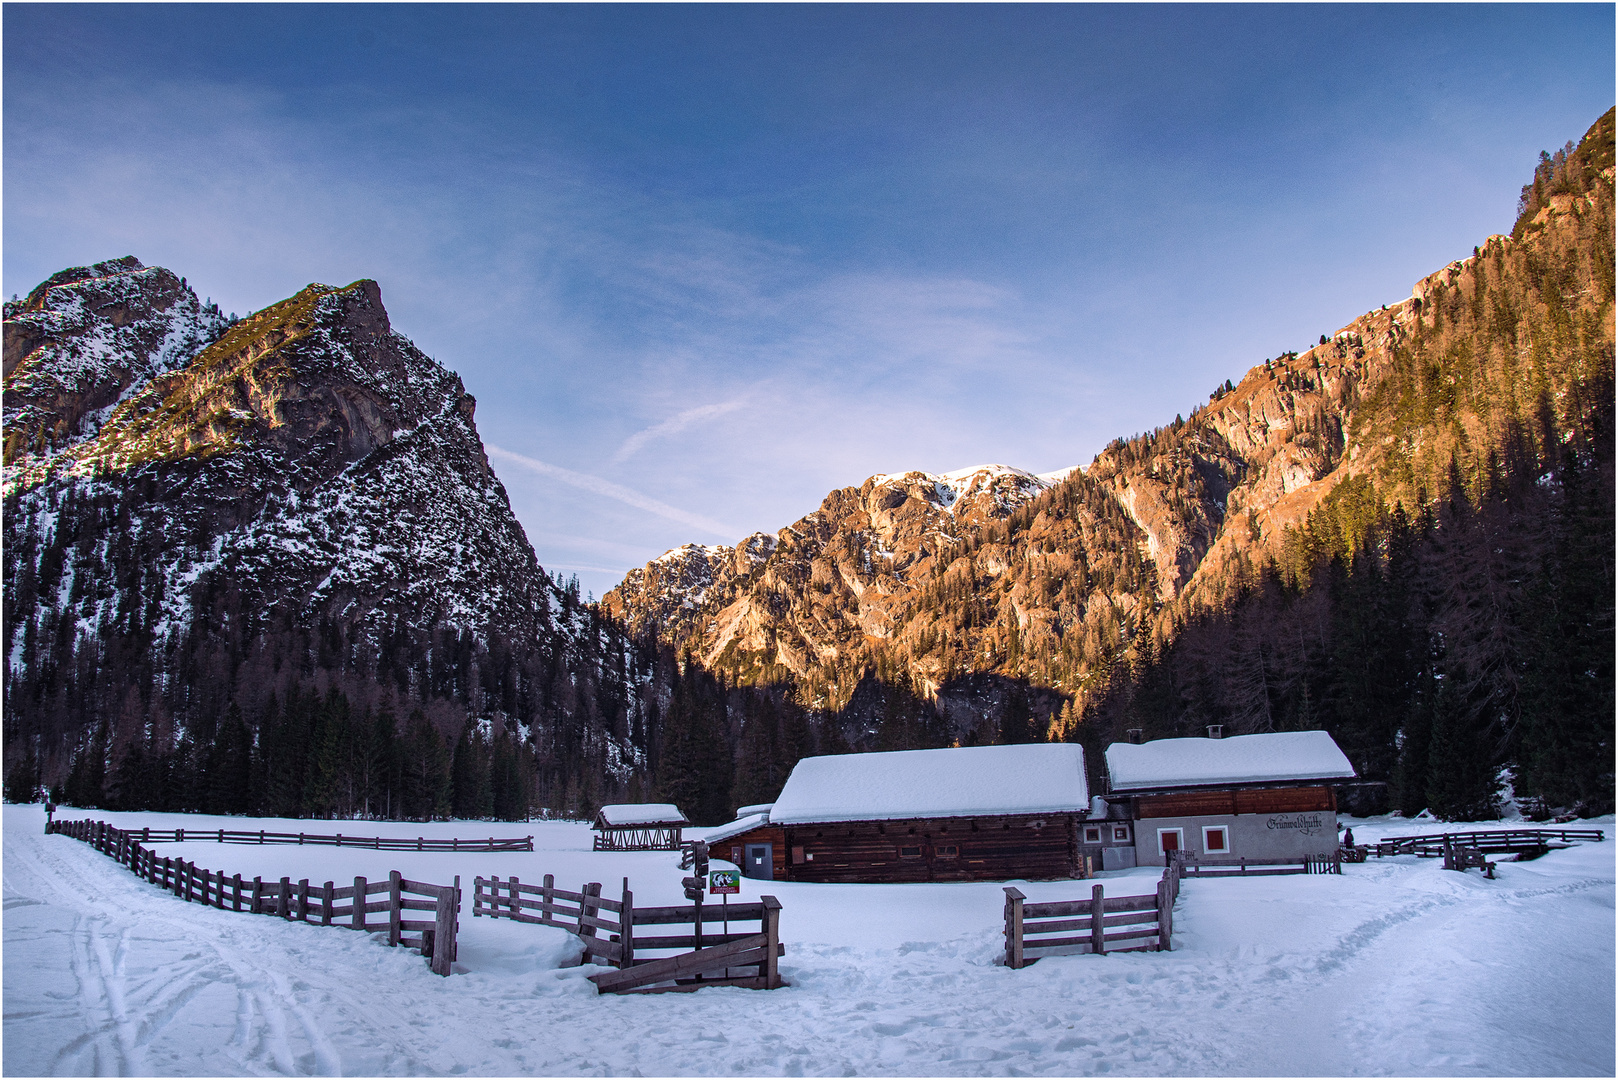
[4, 803, 1613, 1076]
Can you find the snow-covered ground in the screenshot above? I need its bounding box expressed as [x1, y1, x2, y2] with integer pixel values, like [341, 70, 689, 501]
[4, 804, 1613, 1076]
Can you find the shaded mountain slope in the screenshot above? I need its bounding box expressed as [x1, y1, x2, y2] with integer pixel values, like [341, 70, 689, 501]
[4, 264, 654, 814]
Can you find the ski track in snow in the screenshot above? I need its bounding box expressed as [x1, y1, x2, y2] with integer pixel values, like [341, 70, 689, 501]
[5, 806, 1613, 1077]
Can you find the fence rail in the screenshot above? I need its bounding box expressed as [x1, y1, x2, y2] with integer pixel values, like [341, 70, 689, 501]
[1176, 852, 1342, 877]
[69, 823, 533, 852]
[1372, 828, 1605, 859]
[48, 818, 461, 975]
[472, 873, 784, 994]
[1005, 859, 1181, 968]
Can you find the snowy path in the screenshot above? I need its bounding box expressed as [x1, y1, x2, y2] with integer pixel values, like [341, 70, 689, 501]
[5, 806, 1613, 1076]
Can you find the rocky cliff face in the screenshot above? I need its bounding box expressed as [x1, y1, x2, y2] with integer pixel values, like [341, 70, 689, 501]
[3, 257, 230, 462]
[4, 261, 652, 803]
[606, 128, 1615, 725]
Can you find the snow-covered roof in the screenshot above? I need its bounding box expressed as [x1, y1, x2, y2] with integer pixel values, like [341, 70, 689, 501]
[769, 744, 1089, 825]
[1105, 731, 1356, 792]
[735, 803, 773, 818]
[689, 813, 770, 846]
[595, 803, 690, 827]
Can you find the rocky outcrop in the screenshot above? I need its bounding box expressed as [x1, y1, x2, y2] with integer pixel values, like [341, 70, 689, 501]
[3, 257, 229, 462]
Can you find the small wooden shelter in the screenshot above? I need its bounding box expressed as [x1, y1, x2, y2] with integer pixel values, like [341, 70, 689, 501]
[717, 743, 1092, 883]
[1105, 730, 1356, 866]
[592, 803, 690, 851]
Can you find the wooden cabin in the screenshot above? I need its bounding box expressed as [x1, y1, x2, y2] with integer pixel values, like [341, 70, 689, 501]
[591, 803, 689, 851]
[733, 743, 1092, 884]
[1104, 730, 1356, 866]
[694, 811, 784, 880]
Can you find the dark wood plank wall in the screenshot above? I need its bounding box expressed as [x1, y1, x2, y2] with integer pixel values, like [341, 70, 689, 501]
[776, 814, 1081, 883]
[1132, 786, 1335, 819]
[711, 826, 789, 880]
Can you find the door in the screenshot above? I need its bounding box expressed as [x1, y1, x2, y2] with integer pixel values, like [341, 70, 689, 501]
[744, 843, 774, 880]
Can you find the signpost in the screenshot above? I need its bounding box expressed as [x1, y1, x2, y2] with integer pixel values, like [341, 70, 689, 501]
[708, 869, 740, 979]
[679, 840, 711, 972]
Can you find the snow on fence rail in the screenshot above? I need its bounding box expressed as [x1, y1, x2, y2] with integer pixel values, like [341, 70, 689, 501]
[78, 823, 534, 852]
[1004, 859, 1182, 968]
[472, 873, 784, 994]
[48, 818, 461, 976]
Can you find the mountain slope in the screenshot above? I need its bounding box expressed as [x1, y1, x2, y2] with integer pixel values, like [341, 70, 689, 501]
[604, 110, 1615, 804]
[4, 263, 653, 814]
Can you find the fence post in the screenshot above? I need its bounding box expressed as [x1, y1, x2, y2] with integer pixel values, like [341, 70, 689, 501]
[278, 877, 291, 919]
[430, 886, 456, 976]
[1003, 887, 1026, 969]
[579, 882, 602, 953]
[1090, 883, 1106, 956]
[543, 874, 554, 924]
[389, 871, 402, 946]
[322, 882, 334, 924]
[298, 879, 310, 921]
[252, 877, 263, 914]
[1157, 877, 1173, 952]
[509, 876, 521, 920]
[232, 874, 243, 912]
[353, 877, 368, 931]
[761, 895, 782, 989]
[620, 879, 634, 970]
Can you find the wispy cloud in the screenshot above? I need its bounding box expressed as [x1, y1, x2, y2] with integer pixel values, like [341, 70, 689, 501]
[612, 399, 747, 464]
[486, 445, 738, 539]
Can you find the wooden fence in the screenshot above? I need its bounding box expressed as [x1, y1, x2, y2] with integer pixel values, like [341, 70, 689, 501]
[49, 820, 532, 852]
[49, 818, 461, 975]
[472, 874, 784, 994]
[1371, 827, 1605, 859]
[1176, 852, 1342, 877]
[1004, 859, 1181, 968]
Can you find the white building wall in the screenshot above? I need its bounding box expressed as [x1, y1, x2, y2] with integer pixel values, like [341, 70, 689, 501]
[1134, 809, 1339, 866]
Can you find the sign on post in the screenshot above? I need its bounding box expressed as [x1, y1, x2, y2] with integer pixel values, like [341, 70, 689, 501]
[708, 869, 740, 895]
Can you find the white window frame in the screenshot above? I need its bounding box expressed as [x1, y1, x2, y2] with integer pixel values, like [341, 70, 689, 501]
[1202, 824, 1231, 855]
[1084, 825, 1103, 844]
[1112, 824, 1131, 843]
[1156, 827, 1185, 857]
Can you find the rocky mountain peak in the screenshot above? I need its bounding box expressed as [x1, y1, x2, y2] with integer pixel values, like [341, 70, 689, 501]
[3, 257, 230, 466]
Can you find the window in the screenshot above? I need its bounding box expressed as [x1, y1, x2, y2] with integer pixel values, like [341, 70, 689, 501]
[1202, 826, 1229, 854]
[935, 844, 959, 858]
[1113, 825, 1131, 843]
[1084, 826, 1102, 844]
[899, 845, 923, 858]
[1157, 828, 1184, 856]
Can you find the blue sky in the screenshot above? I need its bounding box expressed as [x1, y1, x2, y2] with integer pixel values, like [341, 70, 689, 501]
[6, 4, 1613, 599]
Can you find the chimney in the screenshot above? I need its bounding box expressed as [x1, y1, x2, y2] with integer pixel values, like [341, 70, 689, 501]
[1126, 728, 1144, 744]
[1207, 724, 1224, 739]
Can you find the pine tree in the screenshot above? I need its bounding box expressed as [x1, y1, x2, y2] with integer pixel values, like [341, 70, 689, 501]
[205, 704, 253, 815]
[401, 710, 451, 821]
[4, 740, 40, 803]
